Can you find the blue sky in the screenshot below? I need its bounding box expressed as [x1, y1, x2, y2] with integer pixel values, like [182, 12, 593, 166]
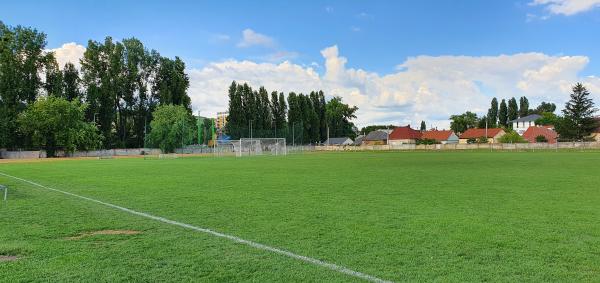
[2, 0, 600, 127]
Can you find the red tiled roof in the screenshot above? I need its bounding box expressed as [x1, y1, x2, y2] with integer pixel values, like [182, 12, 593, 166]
[459, 128, 504, 139]
[522, 126, 558, 143]
[421, 130, 455, 141]
[388, 126, 422, 140]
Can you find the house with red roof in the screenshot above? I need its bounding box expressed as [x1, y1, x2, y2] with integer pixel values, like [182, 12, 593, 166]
[522, 126, 558, 143]
[388, 126, 422, 145]
[421, 130, 459, 144]
[459, 128, 505, 144]
[592, 117, 600, 142]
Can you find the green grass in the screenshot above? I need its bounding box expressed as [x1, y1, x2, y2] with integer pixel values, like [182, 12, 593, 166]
[1, 151, 599, 282]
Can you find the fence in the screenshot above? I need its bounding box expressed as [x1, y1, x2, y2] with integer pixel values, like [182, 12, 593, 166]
[316, 142, 600, 151]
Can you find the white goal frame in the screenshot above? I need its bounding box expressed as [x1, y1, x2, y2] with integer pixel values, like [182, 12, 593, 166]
[215, 138, 287, 157]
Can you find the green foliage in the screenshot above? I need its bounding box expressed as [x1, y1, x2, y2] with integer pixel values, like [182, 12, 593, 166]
[477, 136, 489, 144]
[326, 96, 358, 139]
[420, 121, 426, 131]
[557, 83, 598, 140]
[148, 104, 194, 153]
[0, 22, 52, 149]
[498, 99, 508, 127]
[81, 36, 190, 149]
[416, 138, 438, 145]
[466, 138, 478, 144]
[534, 102, 556, 114]
[487, 97, 498, 127]
[18, 96, 102, 156]
[498, 131, 528, 143]
[477, 115, 488, 128]
[508, 97, 518, 123]
[61, 62, 82, 102]
[535, 135, 548, 142]
[225, 81, 357, 143]
[535, 112, 559, 126]
[450, 111, 478, 134]
[519, 96, 529, 118]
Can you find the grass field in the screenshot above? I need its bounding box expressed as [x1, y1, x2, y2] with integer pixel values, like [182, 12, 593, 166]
[1, 151, 599, 282]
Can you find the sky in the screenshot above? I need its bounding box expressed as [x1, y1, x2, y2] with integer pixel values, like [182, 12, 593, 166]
[2, 0, 600, 128]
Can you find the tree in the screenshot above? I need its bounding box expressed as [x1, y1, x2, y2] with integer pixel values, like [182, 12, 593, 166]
[148, 104, 194, 153]
[62, 62, 81, 102]
[18, 97, 102, 157]
[535, 112, 559, 126]
[325, 96, 358, 139]
[519, 96, 529, 117]
[534, 102, 556, 114]
[449, 111, 478, 134]
[360, 125, 395, 135]
[508, 97, 518, 125]
[44, 54, 63, 97]
[153, 56, 191, 110]
[0, 22, 52, 149]
[535, 135, 548, 143]
[498, 99, 508, 127]
[557, 83, 598, 140]
[487, 97, 498, 127]
[420, 121, 426, 131]
[225, 81, 245, 139]
[477, 115, 488, 128]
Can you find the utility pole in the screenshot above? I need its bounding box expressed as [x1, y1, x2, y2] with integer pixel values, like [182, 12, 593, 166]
[327, 126, 330, 147]
[143, 115, 147, 148]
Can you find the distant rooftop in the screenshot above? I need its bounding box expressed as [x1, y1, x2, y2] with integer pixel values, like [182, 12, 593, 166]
[510, 114, 542, 123]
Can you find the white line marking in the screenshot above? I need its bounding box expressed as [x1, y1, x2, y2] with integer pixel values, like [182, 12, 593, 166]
[0, 172, 392, 283]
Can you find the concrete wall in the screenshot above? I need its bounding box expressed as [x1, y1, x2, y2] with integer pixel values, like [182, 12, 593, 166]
[316, 142, 600, 151]
[0, 150, 46, 159]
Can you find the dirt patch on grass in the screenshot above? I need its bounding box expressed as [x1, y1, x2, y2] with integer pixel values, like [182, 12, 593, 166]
[67, 230, 141, 240]
[0, 255, 19, 262]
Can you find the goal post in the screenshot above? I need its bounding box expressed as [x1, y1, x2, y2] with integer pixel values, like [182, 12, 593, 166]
[215, 138, 287, 157]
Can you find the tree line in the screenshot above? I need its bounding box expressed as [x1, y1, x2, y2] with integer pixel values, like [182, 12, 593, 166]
[225, 81, 358, 144]
[0, 21, 193, 153]
[450, 83, 597, 140]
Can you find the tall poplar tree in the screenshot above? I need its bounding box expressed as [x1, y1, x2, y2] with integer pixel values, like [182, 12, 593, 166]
[487, 97, 498, 127]
[508, 97, 518, 125]
[519, 96, 529, 117]
[498, 99, 508, 127]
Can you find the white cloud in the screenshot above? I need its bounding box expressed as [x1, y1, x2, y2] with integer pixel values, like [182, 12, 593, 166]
[188, 46, 600, 128]
[237, 29, 275, 48]
[47, 42, 86, 69]
[531, 0, 600, 15]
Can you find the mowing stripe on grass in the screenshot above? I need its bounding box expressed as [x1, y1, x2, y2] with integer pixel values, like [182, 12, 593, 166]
[0, 172, 392, 283]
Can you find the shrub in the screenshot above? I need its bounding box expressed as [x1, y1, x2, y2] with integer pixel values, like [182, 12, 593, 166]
[498, 131, 528, 143]
[535, 135, 548, 143]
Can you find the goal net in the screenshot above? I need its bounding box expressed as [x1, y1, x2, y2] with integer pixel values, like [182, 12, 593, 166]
[215, 138, 287, 157]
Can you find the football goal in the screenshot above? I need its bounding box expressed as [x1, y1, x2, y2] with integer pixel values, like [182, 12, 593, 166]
[215, 138, 287, 157]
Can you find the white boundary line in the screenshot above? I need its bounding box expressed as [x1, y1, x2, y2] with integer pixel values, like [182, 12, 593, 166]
[0, 172, 392, 283]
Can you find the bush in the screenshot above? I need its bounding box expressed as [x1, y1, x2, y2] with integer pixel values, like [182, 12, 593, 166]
[498, 131, 528, 143]
[416, 138, 439, 145]
[477, 136, 489, 144]
[467, 138, 477, 144]
[535, 135, 548, 143]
